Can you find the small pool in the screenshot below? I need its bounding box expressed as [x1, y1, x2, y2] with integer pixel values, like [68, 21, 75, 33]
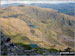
[30, 44, 38, 48]
[29, 25, 35, 28]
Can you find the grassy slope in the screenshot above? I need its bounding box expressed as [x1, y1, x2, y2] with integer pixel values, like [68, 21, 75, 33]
[0, 6, 75, 50]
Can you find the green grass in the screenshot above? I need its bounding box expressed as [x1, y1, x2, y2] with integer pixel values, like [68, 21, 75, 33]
[48, 48, 58, 52]
[14, 43, 33, 50]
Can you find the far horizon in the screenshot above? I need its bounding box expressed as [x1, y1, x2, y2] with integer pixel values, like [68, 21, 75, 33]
[1, 1, 75, 5]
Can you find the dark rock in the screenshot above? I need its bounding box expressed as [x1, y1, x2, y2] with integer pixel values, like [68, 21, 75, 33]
[6, 38, 11, 42]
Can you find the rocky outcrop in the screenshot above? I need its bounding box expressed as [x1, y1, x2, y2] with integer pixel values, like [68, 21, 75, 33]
[0, 31, 26, 55]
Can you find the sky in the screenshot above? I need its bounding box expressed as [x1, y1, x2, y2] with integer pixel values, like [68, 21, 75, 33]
[0, 0, 75, 5]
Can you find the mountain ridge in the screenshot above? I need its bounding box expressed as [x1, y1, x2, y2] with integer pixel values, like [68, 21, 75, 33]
[0, 5, 75, 50]
[1, 3, 75, 16]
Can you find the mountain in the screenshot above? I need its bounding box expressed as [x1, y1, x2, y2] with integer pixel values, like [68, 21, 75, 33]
[0, 5, 75, 51]
[30, 3, 75, 16]
[1, 3, 75, 16]
[0, 3, 26, 8]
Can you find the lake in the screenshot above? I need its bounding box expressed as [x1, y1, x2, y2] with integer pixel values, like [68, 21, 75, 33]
[30, 44, 38, 48]
[29, 25, 35, 28]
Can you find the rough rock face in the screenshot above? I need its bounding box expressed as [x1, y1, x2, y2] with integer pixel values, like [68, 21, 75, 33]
[0, 31, 25, 55]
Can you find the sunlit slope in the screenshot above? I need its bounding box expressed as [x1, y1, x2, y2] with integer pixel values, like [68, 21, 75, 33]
[0, 18, 57, 49]
[0, 5, 75, 50]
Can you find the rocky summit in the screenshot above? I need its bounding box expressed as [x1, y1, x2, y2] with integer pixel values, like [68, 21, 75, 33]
[0, 31, 25, 55]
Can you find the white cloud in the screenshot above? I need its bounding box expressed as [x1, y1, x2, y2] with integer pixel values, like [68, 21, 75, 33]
[1, 1, 31, 4]
[1, 0, 75, 5]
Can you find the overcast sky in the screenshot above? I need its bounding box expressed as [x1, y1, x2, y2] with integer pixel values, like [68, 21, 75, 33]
[0, 0, 75, 5]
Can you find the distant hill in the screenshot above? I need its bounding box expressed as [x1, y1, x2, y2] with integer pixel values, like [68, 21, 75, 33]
[1, 3, 75, 16]
[30, 3, 75, 16]
[0, 5, 75, 50]
[0, 3, 26, 8]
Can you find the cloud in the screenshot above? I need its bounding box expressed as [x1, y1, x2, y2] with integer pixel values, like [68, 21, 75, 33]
[1, 0, 75, 5]
[0, 0, 75, 1]
[1, 0, 74, 2]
